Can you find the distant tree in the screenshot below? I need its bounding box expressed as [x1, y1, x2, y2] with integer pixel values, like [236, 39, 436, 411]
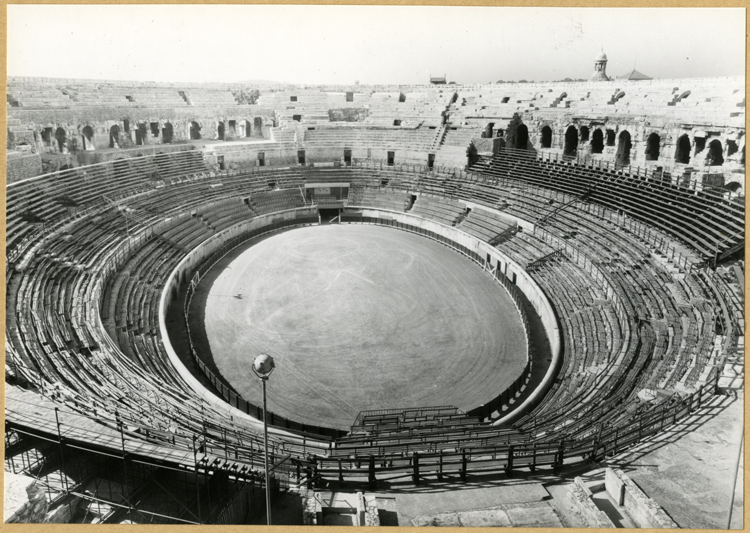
[234, 89, 260, 105]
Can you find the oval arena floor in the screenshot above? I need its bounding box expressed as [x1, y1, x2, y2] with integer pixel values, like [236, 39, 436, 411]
[195, 224, 528, 430]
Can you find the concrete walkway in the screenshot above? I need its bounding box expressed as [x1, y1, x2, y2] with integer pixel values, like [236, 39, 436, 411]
[605, 394, 743, 529]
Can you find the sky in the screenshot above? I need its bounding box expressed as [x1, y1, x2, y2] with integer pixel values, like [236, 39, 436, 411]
[7, 5, 746, 85]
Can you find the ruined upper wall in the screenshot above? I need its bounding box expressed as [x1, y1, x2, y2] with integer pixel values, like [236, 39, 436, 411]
[6, 76, 744, 182]
[7, 105, 276, 125]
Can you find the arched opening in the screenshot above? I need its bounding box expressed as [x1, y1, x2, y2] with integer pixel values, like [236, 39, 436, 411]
[240, 119, 252, 138]
[540, 126, 552, 149]
[606, 129, 616, 146]
[483, 122, 494, 138]
[591, 129, 604, 154]
[616, 130, 632, 167]
[675, 134, 691, 164]
[81, 126, 95, 150]
[55, 127, 67, 152]
[41, 127, 53, 147]
[467, 143, 479, 167]
[694, 135, 706, 155]
[724, 182, 742, 193]
[645, 133, 660, 161]
[217, 121, 225, 141]
[580, 126, 590, 143]
[161, 123, 173, 144]
[706, 139, 724, 166]
[135, 123, 148, 146]
[253, 117, 263, 137]
[109, 125, 120, 148]
[563, 126, 578, 157]
[726, 140, 738, 157]
[516, 124, 529, 150]
[189, 121, 201, 140]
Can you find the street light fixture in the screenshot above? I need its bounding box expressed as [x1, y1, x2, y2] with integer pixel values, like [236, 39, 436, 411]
[252, 353, 275, 526]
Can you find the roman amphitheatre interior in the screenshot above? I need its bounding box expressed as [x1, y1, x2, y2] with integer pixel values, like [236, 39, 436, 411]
[4, 7, 745, 528]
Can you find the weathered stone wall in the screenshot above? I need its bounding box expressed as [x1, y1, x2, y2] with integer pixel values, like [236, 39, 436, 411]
[363, 494, 381, 526]
[605, 468, 679, 528]
[45, 495, 83, 523]
[7, 106, 276, 156]
[495, 110, 744, 186]
[5, 472, 47, 523]
[328, 108, 369, 122]
[6, 153, 43, 183]
[566, 477, 615, 528]
[210, 143, 432, 173]
[7, 79, 744, 186]
[3, 472, 84, 523]
[73, 143, 198, 167]
[303, 491, 320, 525]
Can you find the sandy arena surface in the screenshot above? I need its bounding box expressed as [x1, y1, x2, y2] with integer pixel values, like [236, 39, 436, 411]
[201, 225, 528, 429]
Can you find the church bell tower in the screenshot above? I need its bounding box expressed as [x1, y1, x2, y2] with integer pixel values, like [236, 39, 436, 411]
[590, 49, 610, 81]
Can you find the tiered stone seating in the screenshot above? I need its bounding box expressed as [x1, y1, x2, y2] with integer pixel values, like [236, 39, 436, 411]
[303, 126, 441, 153]
[459, 207, 516, 241]
[347, 185, 408, 211]
[408, 194, 464, 226]
[185, 88, 238, 106]
[7, 81, 72, 108]
[66, 83, 188, 107]
[5, 158, 742, 486]
[332, 408, 524, 457]
[250, 188, 306, 214]
[157, 217, 215, 251]
[448, 77, 744, 126]
[197, 199, 255, 232]
[441, 126, 483, 147]
[471, 149, 744, 261]
[6, 151, 209, 266]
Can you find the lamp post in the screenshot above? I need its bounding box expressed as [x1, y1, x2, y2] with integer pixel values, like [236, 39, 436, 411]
[252, 353, 275, 526]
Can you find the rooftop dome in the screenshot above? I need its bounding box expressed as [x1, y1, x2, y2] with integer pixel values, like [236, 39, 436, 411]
[595, 50, 608, 62]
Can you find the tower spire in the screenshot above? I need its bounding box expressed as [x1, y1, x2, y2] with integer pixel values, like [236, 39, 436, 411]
[590, 49, 610, 81]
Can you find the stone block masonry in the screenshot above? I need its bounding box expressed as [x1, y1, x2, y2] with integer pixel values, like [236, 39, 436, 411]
[605, 467, 679, 528]
[6, 153, 43, 183]
[567, 476, 615, 528]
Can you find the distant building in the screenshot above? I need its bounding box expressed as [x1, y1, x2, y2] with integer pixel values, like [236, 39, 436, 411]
[590, 50, 610, 81]
[430, 75, 447, 85]
[619, 68, 652, 81]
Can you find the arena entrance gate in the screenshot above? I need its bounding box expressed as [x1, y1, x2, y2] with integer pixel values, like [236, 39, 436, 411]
[318, 208, 341, 224]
